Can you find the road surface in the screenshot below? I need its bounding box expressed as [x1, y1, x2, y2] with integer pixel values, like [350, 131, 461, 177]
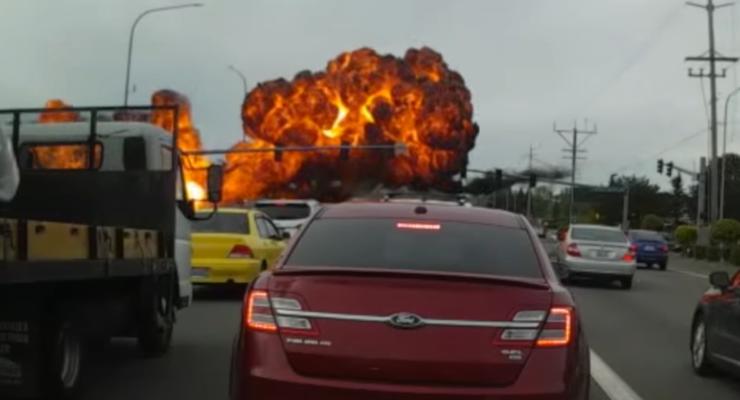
[79, 267, 740, 400]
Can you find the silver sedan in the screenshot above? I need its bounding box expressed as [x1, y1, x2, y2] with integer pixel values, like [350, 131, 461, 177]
[555, 224, 637, 289]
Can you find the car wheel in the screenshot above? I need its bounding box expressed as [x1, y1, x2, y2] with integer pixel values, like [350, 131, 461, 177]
[659, 261, 667, 271]
[620, 276, 633, 290]
[691, 316, 713, 376]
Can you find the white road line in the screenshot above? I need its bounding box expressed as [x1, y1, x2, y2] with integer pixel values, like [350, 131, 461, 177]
[590, 350, 643, 400]
[671, 269, 708, 279]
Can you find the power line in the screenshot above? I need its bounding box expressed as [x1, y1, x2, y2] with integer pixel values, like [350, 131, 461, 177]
[609, 127, 708, 175]
[578, 3, 683, 113]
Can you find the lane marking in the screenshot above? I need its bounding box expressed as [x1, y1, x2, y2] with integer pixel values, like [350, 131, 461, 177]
[670, 269, 708, 279]
[590, 350, 643, 400]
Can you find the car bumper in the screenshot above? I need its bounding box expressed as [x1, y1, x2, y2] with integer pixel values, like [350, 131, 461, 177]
[191, 258, 262, 284]
[231, 333, 588, 400]
[636, 254, 668, 264]
[562, 257, 636, 277]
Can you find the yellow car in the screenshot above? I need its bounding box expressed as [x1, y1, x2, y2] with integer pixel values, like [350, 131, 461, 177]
[191, 208, 287, 285]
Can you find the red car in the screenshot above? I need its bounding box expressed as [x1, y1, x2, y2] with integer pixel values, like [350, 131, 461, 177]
[230, 201, 590, 400]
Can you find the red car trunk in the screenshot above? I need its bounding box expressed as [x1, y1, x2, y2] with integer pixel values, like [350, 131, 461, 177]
[268, 272, 552, 387]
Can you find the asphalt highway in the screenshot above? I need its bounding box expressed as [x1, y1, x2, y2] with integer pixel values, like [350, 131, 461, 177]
[78, 261, 740, 399]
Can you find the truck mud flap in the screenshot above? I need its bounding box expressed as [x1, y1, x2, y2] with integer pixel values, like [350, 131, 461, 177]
[0, 287, 43, 398]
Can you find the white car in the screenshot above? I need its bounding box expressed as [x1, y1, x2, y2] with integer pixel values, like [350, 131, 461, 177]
[556, 224, 637, 289]
[253, 199, 320, 236]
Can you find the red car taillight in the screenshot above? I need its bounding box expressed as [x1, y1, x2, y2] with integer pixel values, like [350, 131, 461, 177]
[245, 290, 316, 335]
[246, 291, 277, 332]
[536, 307, 572, 347]
[623, 244, 637, 262]
[229, 244, 254, 258]
[499, 307, 573, 347]
[660, 244, 669, 253]
[566, 243, 581, 257]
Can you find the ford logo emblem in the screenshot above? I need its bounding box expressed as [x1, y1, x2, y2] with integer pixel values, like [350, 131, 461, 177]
[388, 312, 425, 329]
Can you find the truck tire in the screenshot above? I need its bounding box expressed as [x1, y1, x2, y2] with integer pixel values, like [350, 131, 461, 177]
[137, 272, 176, 356]
[44, 320, 83, 399]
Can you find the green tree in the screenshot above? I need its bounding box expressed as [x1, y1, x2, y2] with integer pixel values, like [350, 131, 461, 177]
[711, 219, 740, 246]
[552, 198, 562, 222]
[531, 186, 554, 219]
[641, 214, 664, 231]
[721, 154, 740, 220]
[515, 188, 527, 213]
[675, 225, 698, 251]
[590, 175, 664, 227]
[671, 175, 686, 221]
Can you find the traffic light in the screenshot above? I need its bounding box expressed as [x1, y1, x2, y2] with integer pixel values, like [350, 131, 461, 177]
[494, 169, 503, 190]
[657, 159, 664, 174]
[666, 162, 674, 177]
[529, 173, 537, 188]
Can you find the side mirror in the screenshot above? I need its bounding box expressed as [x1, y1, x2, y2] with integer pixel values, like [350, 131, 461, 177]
[177, 199, 196, 220]
[207, 164, 224, 204]
[709, 271, 731, 290]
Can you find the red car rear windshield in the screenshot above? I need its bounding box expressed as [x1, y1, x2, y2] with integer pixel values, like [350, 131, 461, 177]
[285, 218, 543, 278]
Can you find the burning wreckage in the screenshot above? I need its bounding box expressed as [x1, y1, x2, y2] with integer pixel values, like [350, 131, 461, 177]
[31, 47, 479, 203]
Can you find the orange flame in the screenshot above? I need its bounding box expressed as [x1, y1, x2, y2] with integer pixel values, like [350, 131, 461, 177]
[35, 100, 100, 169]
[38, 99, 81, 124]
[34, 47, 477, 203]
[225, 47, 478, 202]
[150, 90, 210, 200]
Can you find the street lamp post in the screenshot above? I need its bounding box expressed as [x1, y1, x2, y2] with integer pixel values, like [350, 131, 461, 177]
[720, 86, 740, 219]
[228, 65, 248, 95]
[123, 3, 203, 106]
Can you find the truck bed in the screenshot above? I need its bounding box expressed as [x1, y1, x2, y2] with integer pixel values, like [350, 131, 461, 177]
[1, 217, 171, 284]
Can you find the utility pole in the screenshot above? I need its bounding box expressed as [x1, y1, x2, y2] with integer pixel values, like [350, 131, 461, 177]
[622, 186, 630, 232]
[555, 121, 597, 223]
[526, 145, 534, 219]
[720, 86, 740, 219]
[686, 0, 738, 223]
[699, 157, 708, 225]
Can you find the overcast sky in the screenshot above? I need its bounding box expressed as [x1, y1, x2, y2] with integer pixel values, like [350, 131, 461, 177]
[2, 0, 738, 188]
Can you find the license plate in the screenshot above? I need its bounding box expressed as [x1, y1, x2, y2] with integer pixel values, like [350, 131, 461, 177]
[596, 250, 609, 258]
[192, 267, 209, 277]
[644, 245, 655, 251]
